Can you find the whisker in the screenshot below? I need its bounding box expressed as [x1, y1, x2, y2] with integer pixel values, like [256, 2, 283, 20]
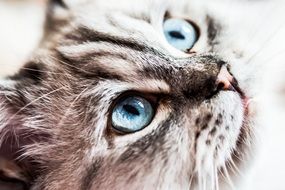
[188, 173, 194, 190]
[210, 163, 215, 190]
[256, 49, 285, 70]
[18, 67, 63, 75]
[197, 161, 203, 190]
[6, 86, 66, 126]
[243, 3, 281, 51]
[214, 165, 219, 190]
[56, 85, 91, 127]
[246, 22, 285, 65]
[224, 163, 237, 190]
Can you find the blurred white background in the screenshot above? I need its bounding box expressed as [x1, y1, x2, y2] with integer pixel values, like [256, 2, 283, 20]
[0, 0, 45, 77]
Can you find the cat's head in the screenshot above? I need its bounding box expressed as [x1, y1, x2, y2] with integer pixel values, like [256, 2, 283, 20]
[1, 0, 277, 189]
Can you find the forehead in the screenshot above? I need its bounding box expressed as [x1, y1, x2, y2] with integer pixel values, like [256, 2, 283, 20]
[75, 0, 187, 11]
[59, 0, 271, 62]
[71, 0, 247, 14]
[65, 0, 213, 58]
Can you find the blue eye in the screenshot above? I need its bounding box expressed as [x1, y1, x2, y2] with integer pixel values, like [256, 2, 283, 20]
[163, 18, 198, 51]
[111, 96, 154, 133]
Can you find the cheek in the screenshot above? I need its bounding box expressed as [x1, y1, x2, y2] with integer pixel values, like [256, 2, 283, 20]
[87, 126, 193, 189]
[194, 92, 244, 169]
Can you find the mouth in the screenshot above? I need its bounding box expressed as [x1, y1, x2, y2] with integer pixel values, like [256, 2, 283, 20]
[216, 66, 248, 104]
[217, 65, 251, 116]
[242, 96, 252, 116]
[216, 79, 254, 189]
[230, 78, 252, 117]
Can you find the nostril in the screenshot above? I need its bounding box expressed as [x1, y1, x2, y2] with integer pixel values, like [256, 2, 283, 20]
[217, 79, 235, 91]
[216, 66, 235, 91]
[217, 82, 225, 90]
[183, 65, 238, 100]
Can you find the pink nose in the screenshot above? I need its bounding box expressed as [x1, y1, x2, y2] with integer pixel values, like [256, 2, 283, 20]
[216, 66, 235, 91]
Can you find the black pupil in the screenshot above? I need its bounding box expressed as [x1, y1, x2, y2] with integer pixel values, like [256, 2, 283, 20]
[169, 31, 185, 40]
[123, 104, 140, 116]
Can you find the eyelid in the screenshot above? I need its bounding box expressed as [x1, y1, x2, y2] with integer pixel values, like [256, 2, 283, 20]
[163, 11, 200, 31]
[163, 11, 172, 21]
[185, 19, 201, 40]
[183, 19, 200, 53]
[112, 91, 159, 107]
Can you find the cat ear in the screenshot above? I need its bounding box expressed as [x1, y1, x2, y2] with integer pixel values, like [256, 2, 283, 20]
[50, 0, 68, 8]
[47, 0, 90, 23]
[49, 0, 85, 9]
[47, 0, 69, 18]
[46, 0, 73, 33]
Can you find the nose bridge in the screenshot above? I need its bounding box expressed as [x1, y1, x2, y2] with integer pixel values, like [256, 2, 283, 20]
[177, 57, 227, 99]
[181, 55, 225, 77]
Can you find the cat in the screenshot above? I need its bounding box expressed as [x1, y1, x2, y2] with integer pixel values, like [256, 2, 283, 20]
[1, 0, 285, 189]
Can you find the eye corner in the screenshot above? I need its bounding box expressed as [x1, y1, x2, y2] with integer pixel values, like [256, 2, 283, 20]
[163, 11, 172, 21]
[186, 50, 198, 54]
[50, 0, 68, 9]
[111, 91, 159, 107]
[185, 19, 201, 39]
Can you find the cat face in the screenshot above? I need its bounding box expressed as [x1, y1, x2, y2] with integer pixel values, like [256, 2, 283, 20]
[1, 0, 279, 189]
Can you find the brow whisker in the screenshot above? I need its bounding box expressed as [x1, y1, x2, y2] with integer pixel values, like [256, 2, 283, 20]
[246, 22, 285, 65]
[6, 86, 66, 126]
[56, 85, 91, 128]
[19, 67, 63, 75]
